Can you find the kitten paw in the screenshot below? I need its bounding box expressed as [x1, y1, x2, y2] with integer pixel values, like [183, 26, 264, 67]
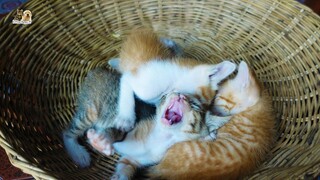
[111, 174, 129, 180]
[208, 61, 236, 90]
[114, 115, 135, 132]
[201, 131, 217, 141]
[87, 129, 114, 156]
[111, 174, 130, 180]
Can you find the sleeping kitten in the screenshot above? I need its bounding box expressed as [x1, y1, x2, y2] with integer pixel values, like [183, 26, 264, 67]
[148, 61, 276, 180]
[62, 68, 155, 168]
[87, 92, 225, 180]
[63, 67, 228, 170]
[110, 28, 236, 132]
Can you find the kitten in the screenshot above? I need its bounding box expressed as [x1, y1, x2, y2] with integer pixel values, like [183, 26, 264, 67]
[62, 67, 228, 170]
[87, 92, 214, 180]
[148, 61, 276, 180]
[62, 68, 155, 168]
[110, 28, 236, 132]
[13, 9, 23, 21]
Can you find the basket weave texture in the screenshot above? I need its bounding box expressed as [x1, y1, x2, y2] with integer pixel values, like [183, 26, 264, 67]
[0, 0, 320, 179]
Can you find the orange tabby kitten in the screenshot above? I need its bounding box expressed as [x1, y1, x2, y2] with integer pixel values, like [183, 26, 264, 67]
[148, 61, 276, 180]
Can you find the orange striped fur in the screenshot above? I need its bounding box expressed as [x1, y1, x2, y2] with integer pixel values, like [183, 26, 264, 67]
[148, 62, 276, 179]
[119, 28, 172, 73]
[118, 29, 219, 104]
[119, 29, 207, 72]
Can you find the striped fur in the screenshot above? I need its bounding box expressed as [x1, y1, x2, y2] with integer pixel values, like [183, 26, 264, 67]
[62, 68, 155, 168]
[88, 92, 210, 180]
[112, 28, 236, 132]
[148, 61, 276, 179]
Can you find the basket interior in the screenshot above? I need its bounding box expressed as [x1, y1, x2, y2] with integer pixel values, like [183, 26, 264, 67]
[0, 0, 320, 179]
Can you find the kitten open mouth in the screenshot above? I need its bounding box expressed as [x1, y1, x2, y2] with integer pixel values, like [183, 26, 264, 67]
[162, 95, 186, 125]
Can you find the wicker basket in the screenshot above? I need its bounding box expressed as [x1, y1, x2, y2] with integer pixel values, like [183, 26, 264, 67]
[0, 0, 319, 179]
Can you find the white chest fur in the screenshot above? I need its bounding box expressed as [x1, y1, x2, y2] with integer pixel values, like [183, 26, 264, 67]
[114, 60, 235, 131]
[126, 60, 210, 104]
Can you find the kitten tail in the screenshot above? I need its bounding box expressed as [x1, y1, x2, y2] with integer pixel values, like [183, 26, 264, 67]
[63, 130, 91, 168]
[62, 118, 91, 168]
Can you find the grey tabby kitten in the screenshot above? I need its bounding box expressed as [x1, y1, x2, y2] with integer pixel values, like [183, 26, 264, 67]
[62, 39, 230, 179]
[63, 67, 225, 180]
[63, 68, 155, 168]
[63, 37, 182, 168]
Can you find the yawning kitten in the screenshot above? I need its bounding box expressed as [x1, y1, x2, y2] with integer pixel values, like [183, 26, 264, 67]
[148, 61, 276, 180]
[63, 67, 228, 170]
[110, 28, 236, 132]
[87, 92, 220, 180]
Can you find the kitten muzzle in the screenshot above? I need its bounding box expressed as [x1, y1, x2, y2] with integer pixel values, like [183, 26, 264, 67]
[162, 94, 186, 125]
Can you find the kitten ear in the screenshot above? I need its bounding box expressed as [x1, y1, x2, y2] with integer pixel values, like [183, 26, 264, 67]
[210, 61, 236, 89]
[108, 58, 120, 70]
[235, 61, 250, 88]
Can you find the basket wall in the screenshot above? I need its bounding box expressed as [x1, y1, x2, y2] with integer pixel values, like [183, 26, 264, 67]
[0, 0, 319, 179]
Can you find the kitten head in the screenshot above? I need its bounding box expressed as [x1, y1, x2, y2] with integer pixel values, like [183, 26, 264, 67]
[157, 92, 208, 137]
[212, 61, 261, 116]
[17, 9, 23, 16]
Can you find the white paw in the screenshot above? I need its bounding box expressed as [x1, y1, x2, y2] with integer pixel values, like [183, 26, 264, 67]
[209, 61, 236, 90]
[111, 174, 129, 180]
[114, 115, 135, 132]
[208, 65, 220, 76]
[201, 131, 217, 141]
[193, 65, 221, 90]
[87, 129, 114, 156]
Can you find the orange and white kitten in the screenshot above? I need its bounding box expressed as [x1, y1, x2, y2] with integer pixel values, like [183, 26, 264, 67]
[148, 61, 276, 180]
[87, 92, 211, 180]
[110, 29, 236, 132]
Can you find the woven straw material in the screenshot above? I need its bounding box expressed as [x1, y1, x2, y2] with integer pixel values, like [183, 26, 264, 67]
[0, 0, 319, 179]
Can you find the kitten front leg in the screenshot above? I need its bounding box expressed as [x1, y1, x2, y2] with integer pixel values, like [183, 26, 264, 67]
[87, 128, 114, 155]
[202, 112, 232, 141]
[201, 130, 218, 141]
[208, 61, 236, 90]
[115, 75, 136, 131]
[179, 61, 235, 100]
[190, 61, 236, 90]
[87, 128, 125, 156]
[112, 157, 139, 180]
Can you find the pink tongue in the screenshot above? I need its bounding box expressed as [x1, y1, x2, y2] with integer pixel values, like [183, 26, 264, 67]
[165, 103, 182, 125]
